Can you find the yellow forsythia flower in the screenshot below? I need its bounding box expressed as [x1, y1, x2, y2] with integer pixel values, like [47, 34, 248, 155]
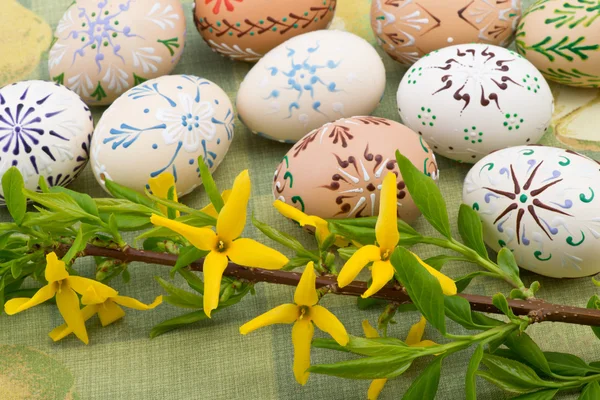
[240, 262, 349, 385]
[200, 189, 231, 218]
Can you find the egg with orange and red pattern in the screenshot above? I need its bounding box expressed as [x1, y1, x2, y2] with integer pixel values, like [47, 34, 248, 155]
[272, 116, 438, 223]
[193, 0, 337, 62]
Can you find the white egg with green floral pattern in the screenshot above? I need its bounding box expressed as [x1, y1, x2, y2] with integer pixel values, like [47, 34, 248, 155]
[397, 44, 554, 163]
[91, 75, 234, 196]
[463, 145, 600, 278]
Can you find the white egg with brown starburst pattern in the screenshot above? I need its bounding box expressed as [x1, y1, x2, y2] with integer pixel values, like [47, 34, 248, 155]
[463, 145, 600, 278]
[397, 44, 554, 163]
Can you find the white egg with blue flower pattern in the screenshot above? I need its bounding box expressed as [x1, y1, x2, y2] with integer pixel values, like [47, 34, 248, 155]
[91, 75, 234, 196]
[463, 145, 600, 278]
[236, 30, 386, 143]
[0, 80, 93, 203]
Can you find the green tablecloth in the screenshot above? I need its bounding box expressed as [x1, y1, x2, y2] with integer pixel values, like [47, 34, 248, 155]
[2, 1, 600, 399]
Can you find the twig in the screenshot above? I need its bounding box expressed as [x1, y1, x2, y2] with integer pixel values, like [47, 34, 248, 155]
[63, 244, 600, 327]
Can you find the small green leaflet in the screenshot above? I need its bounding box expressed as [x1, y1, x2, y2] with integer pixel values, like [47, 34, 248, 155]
[497, 247, 524, 289]
[457, 204, 489, 259]
[2, 167, 27, 225]
[395, 150, 452, 239]
[155, 276, 203, 309]
[49, 186, 99, 217]
[170, 246, 207, 278]
[402, 356, 443, 400]
[510, 389, 559, 399]
[444, 295, 489, 330]
[104, 178, 157, 209]
[580, 381, 600, 400]
[309, 355, 413, 379]
[150, 310, 208, 338]
[543, 352, 600, 377]
[587, 295, 600, 341]
[391, 247, 446, 334]
[465, 345, 484, 400]
[504, 331, 553, 376]
[252, 215, 317, 261]
[198, 155, 224, 213]
[478, 354, 560, 393]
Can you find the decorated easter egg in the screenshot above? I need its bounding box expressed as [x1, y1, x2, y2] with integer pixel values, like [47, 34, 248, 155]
[371, 0, 522, 65]
[272, 116, 438, 223]
[237, 30, 386, 143]
[91, 75, 234, 196]
[463, 145, 600, 278]
[48, 0, 186, 106]
[0, 80, 92, 201]
[397, 44, 554, 164]
[516, 0, 600, 88]
[193, 0, 337, 62]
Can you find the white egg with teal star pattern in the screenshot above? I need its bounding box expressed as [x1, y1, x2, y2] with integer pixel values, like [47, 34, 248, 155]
[91, 75, 234, 197]
[463, 145, 600, 278]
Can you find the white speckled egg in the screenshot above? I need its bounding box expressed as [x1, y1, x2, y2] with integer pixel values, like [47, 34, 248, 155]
[463, 145, 600, 278]
[91, 75, 234, 196]
[0, 80, 93, 202]
[48, 0, 187, 106]
[237, 30, 386, 143]
[397, 44, 554, 163]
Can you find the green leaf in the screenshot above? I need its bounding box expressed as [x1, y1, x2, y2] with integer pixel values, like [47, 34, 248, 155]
[24, 190, 99, 223]
[344, 335, 424, 357]
[95, 198, 157, 215]
[166, 186, 178, 220]
[312, 338, 350, 352]
[543, 352, 600, 377]
[471, 312, 504, 328]
[586, 295, 600, 340]
[283, 257, 314, 271]
[198, 156, 224, 213]
[62, 228, 86, 265]
[328, 218, 422, 246]
[99, 212, 151, 231]
[252, 215, 316, 260]
[104, 178, 157, 209]
[504, 331, 552, 376]
[402, 356, 443, 400]
[492, 293, 518, 320]
[422, 255, 469, 271]
[580, 381, 600, 400]
[329, 216, 420, 236]
[10, 260, 22, 280]
[150, 310, 208, 338]
[395, 150, 451, 239]
[458, 204, 488, 259]
[391, 247, 446, 334]
[170, 246, 207, 279]
[497, 247, 524, 288]
[49, 186, 99, 217]
[2, 167, 26, 225]
[155, 277, 203, 309]
[309, 355, 413, 379]
[357, 296, 386, 310]
[444, 295, 489, 330]
[479, 354, 559, 393]
[37, 176, 49, 193]
[178, 268, 204, 294]
[510, 389, 559, 399]
[455, 271, 498, 293]
[466, 344, 484, 400]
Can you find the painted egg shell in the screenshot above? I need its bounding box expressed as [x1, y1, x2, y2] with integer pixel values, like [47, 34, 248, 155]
[193, 0, 336, 62]
[371, 0, 522, 65]
[516, 0, 600, 88]
[463, 145, 600, 278]
[237, 30, 386, 143]
[273, 116, 439, 223]
[48, 0, 186, 106]
[91, 75, 234, 196]
[397, 44, 554, 164]
[0, 80, 92, 202]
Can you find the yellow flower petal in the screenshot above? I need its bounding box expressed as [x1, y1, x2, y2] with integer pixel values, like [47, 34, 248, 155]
[70, 277, 118, 303]
[405, 316, 427, 346]
[216, 170, 251, 243]
[49, 304, 99, 342]
[56, 287, 88, 345]
[45, 252, 68, 283]
[273, 200, 312, 227]
[292, 318, 314, 385]
[111, 295, 163, 310]
[4, 283, 57, 315]
[376, 172, 400, 251]
[97, 299, 126, 327]
[362, 320, 379, 339]
[362, 260, 395, 298]
[227, 238, 289, 270]
[414, 339, 437, 348]
[414, 254, 458, 296]
[338, 245, 381, 288]
[294, 262, 318, 307]
[203, 251, 229, 318]
[368, 379, 388, 400]
[239, 303, 299, 335]
[148, 172, 180, 217]
[310, 305, 349, 346]
[151, 214, 217, 251]
[200, 189, 231, 218]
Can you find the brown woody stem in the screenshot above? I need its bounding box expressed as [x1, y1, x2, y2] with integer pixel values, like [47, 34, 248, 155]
[68, 244, 600, 327]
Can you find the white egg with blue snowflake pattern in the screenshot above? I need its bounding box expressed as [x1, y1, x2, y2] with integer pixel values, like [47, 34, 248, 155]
[91, 75, 234, 196]
[0, 80, 93, 203]
[463, 145, 600, 278]
[236, 30, 386, 143]
[397, 44, 554, 163]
